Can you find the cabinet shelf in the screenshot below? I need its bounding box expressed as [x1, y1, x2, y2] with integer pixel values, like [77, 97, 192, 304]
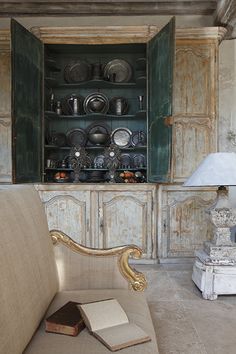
[44, 145, 147, 150]
[44, 110, 146, 120]
[45, 167, 147, 171]
[48, 77, 147, 90]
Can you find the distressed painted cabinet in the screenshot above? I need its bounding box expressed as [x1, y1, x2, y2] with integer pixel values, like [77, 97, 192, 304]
[37, 184, 156, 259]
[0, 24, 227, 262]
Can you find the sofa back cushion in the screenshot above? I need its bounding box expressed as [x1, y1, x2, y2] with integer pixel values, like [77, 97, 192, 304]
[0, 185, 59, 354]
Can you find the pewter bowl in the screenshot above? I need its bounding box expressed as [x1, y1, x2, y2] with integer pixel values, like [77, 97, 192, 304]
[88, 132, 109, 145]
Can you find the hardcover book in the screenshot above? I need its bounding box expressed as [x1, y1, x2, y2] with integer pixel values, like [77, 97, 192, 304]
[78, 298, 151, 351]
[45, 301, 85, 336]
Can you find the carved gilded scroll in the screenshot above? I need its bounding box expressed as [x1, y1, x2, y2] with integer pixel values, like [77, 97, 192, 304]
[50, 229, 147, 291]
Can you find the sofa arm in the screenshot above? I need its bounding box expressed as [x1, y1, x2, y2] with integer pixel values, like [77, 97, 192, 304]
[50, 230, 147, 292]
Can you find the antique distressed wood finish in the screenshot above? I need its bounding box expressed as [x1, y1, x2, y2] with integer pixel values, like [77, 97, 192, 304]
[0, 30, 11, 183]
[97, 190, 155, 259]
[36, 184, 157, 260]
[12, 20, 43, 183]
[39, 190, 91, 246]
[148, 18, 174, 183]
[172, 37, 219, 182]
[0, 1, 217, 17]
[158, 185, 216, 261]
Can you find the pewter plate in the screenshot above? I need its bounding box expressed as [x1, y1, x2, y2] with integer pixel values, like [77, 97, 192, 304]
[94, 155, 105, 169]
[133, 154, 146, 168]
[111, 127, 132, 148]
[120, 153, 132, 168]
[131, 131, 147, 147]
[66, 128, 87, 147]
[64, 61, 91, 83]
[104, 59, 132, 83]
[83, 92, 109, 114]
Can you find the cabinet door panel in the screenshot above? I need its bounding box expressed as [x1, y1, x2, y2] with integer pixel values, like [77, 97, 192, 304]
[11, 19, 43, 183]
[147, 17, 175, 182]
[39, 191, 91, 246]
[159, 186, 216, 259]
[172, 117, 215, 182]
[98, 191, 154, 259]
[174, 43, 215, 116]
[0, 50, 11, 115]
[0, 119, 11, 182]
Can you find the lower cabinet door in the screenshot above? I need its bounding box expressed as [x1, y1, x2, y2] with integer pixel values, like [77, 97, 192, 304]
[97, 190, 155, 259]
[39, 190, 91, 246]
[158, 185, 216, 261]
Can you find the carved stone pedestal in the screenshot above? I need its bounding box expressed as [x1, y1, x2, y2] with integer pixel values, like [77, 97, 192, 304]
[192, 249, 236, 300]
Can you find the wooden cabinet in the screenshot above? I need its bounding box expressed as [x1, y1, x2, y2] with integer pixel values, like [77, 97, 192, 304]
[37, 184, 156, 259]
[0, 23, 227, 262]
[10, 19, 175, 184]
[0, 24, 225, 185]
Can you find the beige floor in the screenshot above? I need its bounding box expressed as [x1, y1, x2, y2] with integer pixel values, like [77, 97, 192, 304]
[136, 263, 236, 354]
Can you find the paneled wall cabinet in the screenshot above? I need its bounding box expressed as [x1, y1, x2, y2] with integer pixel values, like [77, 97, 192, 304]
[0, 22, 226, 261]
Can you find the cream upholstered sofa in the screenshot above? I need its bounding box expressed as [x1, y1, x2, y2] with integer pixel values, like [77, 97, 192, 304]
[0, 185, 158, 354]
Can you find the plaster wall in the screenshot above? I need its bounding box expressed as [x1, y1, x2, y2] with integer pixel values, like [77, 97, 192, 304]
[219, 39, 236, 205]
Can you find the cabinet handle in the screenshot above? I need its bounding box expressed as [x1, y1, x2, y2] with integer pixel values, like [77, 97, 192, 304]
[86, 219, 89, 233]
[99, 207, 103, 230]
[100, 218, 104, 230]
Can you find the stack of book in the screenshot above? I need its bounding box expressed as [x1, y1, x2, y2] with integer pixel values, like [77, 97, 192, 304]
[45, 298, 151, 351]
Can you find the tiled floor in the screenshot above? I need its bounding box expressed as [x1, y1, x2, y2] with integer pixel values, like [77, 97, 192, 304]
[136, 263, 236, 354]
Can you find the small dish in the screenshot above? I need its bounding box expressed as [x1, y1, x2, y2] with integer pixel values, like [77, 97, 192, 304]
[120, 153, 132, 168]
[133, 154, 146, 168]
[131, 131, 147, 146]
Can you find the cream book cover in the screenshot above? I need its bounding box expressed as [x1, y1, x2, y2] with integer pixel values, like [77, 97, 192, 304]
[78, 298, 151, 351]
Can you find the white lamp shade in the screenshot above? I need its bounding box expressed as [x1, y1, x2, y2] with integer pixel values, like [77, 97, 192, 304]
[184, 152, 236, 187]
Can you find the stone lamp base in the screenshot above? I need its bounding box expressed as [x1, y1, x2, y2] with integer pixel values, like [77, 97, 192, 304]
[192, 186, 236, 300]
[192, 249, 236, 300]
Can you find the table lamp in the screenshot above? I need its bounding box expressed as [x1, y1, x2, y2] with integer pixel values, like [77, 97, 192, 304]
[184, 152, 236, 300]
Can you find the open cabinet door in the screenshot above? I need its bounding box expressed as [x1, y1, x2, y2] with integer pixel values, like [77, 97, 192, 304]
[147, 17, 175, 182]
[11, 19, 43, 183]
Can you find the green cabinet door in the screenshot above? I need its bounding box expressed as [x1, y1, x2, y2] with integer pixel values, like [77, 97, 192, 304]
[11, 19, 43, 183]
[147, 18, 175, 182]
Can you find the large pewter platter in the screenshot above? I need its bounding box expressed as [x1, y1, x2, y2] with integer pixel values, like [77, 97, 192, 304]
[64, 60, 91, 83]
[104, 59, 132, 83]
[111, 127, 132, 148]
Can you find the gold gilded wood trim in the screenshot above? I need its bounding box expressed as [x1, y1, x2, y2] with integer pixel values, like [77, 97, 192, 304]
[50, 229, 147, 291]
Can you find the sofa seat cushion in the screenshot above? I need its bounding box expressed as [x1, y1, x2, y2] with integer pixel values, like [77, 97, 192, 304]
[24, 289, 159, 354]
